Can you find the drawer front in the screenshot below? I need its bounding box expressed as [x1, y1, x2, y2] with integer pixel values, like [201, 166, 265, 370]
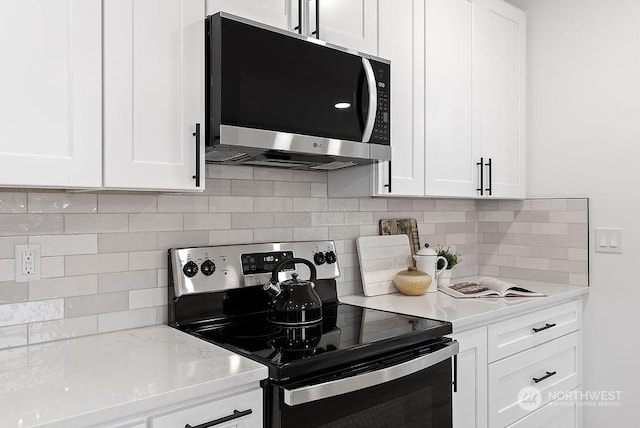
[149, 388, 263, 428]
[488, 300, 582, 362]
[506, 387, 582, 428]
[489, 332, 581, 428]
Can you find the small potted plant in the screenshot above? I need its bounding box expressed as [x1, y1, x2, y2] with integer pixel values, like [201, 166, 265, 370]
[436, 246, 462, 286]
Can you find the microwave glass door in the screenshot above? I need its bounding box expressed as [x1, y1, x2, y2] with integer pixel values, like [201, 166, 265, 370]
[219, 18, 370, 142]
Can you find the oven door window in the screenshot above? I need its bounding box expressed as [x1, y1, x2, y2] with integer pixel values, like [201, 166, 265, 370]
[277, 359, 452, 428]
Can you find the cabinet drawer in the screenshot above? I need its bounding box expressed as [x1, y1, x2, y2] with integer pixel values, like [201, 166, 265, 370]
[488, 300, 581, 362]
[149, 388, 262, 428]
[488, 332, 581, 428]
[506, 387, 582, 428]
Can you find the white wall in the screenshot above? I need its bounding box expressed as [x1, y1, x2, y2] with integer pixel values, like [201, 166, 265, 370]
[511, 0, 640, 424]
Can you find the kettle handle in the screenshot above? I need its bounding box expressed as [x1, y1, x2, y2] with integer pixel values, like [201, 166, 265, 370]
[271, 258, 317, 284]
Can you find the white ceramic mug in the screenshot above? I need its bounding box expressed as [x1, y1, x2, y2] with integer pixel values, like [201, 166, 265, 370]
[414, 251, 448, 293]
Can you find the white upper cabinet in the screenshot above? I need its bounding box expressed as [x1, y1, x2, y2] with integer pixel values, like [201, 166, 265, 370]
[476, 0, 526, 198]
[424, 0, 480, 198]
[0, 0, 102, 188]
[104, 0, 205, 191]
[311, 0, 378, 55]
[377, 0, 425, 195]
[207, 0, 294, 30]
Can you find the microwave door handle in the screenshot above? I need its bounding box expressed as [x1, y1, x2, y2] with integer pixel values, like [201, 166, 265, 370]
[361, 57, 377, 143]
[282, 341, 459, 406]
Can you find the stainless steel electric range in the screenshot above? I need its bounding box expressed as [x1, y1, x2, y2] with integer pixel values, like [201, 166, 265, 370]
[168, 241, 458, 428]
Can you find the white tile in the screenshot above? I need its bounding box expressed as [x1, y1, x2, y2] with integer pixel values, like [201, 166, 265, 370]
[424, 211, 466, 223]
[292, 170, 327, 183]
[202, 178, 231, 196]
[344, 212, 374, 225]
[498, 244, 532, 257]
[232, 213, 273, 229]
[549, 259, 588, 274]
[0, 214, 64, 236]
[209, 196, 253, 213]
[231, 180, 274, 196]
[568, 248, 588, 261]
[359, 225, 378, 236]
[413, 199, 436, 211]
[0, 237, 27, 258]
[129, 250, 168, 270]
[274, 213, 311, 228]
[0, 325, 27, 349]
[129, 287, 168, 309]
[311, 212, 344, 226]
[310, 183, 327, 197]
[209, 229, 253, 245]
[129, 214, 183, 232]
[29, 275, 97, 300]
[531, 247, 568, 260]
[515, 257, 551, 270]
[98, 194, 157, 213]
[157, 231, 209, 249]
[360, 199, 387, 212]
[254, 228, 293, 242]
[0, 260, 13, 282]
[28, 316, 97, 344]
[0, 192, 27, 213]
[157, 195, 208, 213]
[569, 273, 589, 286]
[157, 269, 168, 288]
[97, 308, 157, 333]
[98, 232, 158, 253]
[41, 256, 65, 278]
[65, 253, 128, 276]
[156, 306, 168, 324]
[530, 199, 568, 211]
[253, 168, 293, 181]
[293, 227, 328, 241]
[65, 214, 128, 234]
[531, 223, 569, 235]
[183, 213, 232, 230]
[65, 292, 129, 317]
[482, 211, 515, 222]
[499, 222, 532, 234]
[327, 198, 359, 212]
[28, 234, 97, 256]
[567, 199, 588, 211]
[0, 299, 64, 327]
[273, 182, 311, 197]
[482, 254, 515, 267]
[206, 164, 253, 179]
[28, 193, 97, 213]
[548, 211, 588, 224]
[254, 197, 293, 212]
[293, 198, 327, 212]
[328, 226, 360, 240]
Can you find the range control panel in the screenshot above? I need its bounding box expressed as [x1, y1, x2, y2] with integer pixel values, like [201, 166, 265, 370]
[170, 241, 340, 297]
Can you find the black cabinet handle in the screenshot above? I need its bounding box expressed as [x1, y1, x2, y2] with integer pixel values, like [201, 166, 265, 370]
[532, 323, 556, 333]
[533, 371, 557, 384]
[476, 157, 484, 196]
[295, 0, 302, 33]
[192, 123, 201, 187]
[311, 0, 320, 38]
[485, 158, 492, 196]
[185, 409, 253, 428]
[453, 354, 458, 393]
[383, 161, 392, 193]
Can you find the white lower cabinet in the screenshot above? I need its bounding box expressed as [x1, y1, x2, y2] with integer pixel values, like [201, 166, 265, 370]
[149, 387, 262, 428]
[453, 298, 583, 428]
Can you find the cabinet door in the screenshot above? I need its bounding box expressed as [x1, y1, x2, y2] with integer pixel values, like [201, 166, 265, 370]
[424, 0, 480, 197]
[208, 0, 294, 30]
[310, 0, 378, 55]
[104, 0, 205, 191]
[476, 0, 526, 198]
[451, 327, 488, 428]
[377, 0, 425, 196]
[0, 0, 102, 188]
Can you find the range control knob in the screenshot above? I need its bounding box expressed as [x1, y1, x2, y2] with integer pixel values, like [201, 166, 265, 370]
[183, 261, 199, 278]
[201, 259, 216, 276]
[324, 251, 337, 264]
[313, 252, 326, 265]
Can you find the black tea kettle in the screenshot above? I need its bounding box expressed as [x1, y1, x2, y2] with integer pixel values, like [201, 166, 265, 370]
[263, 258, 323, 325]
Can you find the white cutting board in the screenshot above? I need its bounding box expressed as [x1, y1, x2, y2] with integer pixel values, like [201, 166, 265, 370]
[356, 235, 413, 296]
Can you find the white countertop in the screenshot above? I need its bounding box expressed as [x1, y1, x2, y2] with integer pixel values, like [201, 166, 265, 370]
[340, 283, 588, 332]
[0, 325, 268, 428]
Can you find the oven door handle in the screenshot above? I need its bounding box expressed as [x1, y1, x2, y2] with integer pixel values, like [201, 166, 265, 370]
[282, 341, 459, 406]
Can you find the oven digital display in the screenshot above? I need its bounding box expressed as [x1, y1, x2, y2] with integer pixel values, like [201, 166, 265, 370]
[241, 251, 294, 275]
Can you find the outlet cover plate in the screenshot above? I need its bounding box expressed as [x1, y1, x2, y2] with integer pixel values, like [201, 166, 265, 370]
[14, 244, 41, 283]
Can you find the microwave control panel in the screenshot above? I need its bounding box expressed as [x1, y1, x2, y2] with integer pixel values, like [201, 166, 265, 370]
[370, 60, 390, 146]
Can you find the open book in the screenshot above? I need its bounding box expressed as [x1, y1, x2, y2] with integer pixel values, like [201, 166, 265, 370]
[439, 277, 546, 298]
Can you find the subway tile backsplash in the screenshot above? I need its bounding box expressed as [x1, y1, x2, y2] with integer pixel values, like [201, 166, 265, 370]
[0, 167, 588, 349]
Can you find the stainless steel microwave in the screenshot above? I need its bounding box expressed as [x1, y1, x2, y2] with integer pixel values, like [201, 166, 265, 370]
[205, 12, 391, 171]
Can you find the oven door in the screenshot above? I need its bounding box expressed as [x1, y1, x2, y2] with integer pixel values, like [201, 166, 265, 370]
[268, 340, 458, 428]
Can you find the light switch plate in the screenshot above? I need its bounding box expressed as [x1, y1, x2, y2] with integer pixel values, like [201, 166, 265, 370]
[595, 227, 623, 254]
[14, 244, 41, 282]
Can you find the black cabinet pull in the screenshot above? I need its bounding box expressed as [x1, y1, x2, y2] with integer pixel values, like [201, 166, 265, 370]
[532, 323, 556, 333]
[476, 157, 484, 195]
[185, 409, 253, 428]
[295, 0, 302, 33]
[453, 354, 458, 393]
[192, 123, 201, 187]
[383, 161, 392, 193]
[533, 371, 557, 384]
[311, 0, 320, 38]
[485, 158, 492, 196]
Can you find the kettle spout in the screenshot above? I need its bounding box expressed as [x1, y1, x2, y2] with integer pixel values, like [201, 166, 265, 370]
[262, 280, 281, 297]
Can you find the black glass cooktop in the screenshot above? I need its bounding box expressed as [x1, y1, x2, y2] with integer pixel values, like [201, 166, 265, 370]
[184, 303, 451, 381]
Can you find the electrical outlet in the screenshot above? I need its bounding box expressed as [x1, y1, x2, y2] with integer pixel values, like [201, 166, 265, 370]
[15, 244, 41, 282]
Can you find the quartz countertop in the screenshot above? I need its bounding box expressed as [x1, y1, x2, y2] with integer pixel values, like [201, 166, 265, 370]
[340, 282, 588, 332]
[0, 325, 268, 428]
